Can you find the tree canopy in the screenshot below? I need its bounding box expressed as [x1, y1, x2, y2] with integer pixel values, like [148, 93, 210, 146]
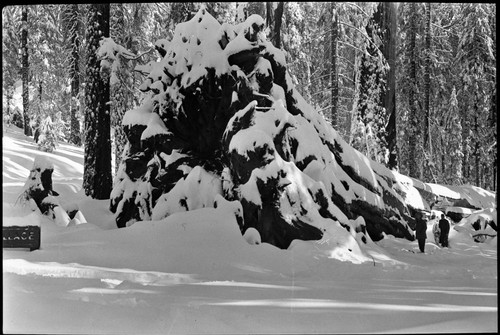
[2, 3, 496, 193]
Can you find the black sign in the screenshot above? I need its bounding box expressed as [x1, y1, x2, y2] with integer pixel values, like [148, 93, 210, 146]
[2, 225, 41, 251]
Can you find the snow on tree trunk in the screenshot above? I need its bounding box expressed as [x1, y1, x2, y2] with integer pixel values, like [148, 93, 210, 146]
[380, 2, 398, 170]
[109, 8, 454, 248]
[83, 4, 112, 200]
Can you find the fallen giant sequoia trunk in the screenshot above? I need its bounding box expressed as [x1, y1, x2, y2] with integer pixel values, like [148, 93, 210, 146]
[109, 8, 485, 248]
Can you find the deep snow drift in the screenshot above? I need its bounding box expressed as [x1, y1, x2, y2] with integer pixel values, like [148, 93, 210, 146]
[2, 123, 497, 333]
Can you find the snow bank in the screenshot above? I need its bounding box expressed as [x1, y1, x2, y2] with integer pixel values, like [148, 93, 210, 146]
[454, 208, 497, 243]
[449, 184, 497, 209]
[151, 166, 223, 220]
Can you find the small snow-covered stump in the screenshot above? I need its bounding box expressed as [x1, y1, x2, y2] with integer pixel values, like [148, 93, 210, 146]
[18, 157, 86, 227]
[18, 156, 58, 213]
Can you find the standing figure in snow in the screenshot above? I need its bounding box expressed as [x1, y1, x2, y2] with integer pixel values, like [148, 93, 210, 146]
[415, 211, 428, 253]
[34, 127, 40, 143]
[438, 214, 450, 247]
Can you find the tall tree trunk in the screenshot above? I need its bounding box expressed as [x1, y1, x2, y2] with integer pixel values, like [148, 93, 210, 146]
[69, 4, 81, 146]
[330, 2, 338, 128]
[381, 2, 398, 170]
[83, 4, 112, 199]
[6, 92, 12, 121]
[422, 2, 432, 181]
[110, 3, 127, 173]
[273, 2, 284, 49]
[492, 88, 497, 192]
[408, 3, 419, 179]
[265, 2, 273, 27]
[423, 3, 431, 152]
[37, 78, 42, 119]
[474, 112, 480, 187]
[21, 6, 31, 137]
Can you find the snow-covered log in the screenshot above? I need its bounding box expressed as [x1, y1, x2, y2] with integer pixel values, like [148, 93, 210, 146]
[110, 8, 495, 248]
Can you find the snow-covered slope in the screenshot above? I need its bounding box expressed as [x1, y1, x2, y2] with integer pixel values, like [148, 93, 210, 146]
[2, 124, 497, 334]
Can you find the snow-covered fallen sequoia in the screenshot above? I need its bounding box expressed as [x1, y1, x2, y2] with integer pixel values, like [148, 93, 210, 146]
[109, 8, 495, 249]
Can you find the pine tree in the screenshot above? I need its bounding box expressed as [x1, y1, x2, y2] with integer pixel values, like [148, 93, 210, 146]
[443, 87, 463, 185]
[273, 2, 284, 49]
[63, 4, 82, 146]
[2, 7, 21, 125]
[380, 2, 398, 170]
[110, 3, 129, 172]
[330, 2, 339, 128]
[21, 6, 32, 137]
[83, 4, 112, 199]
[407, 2, 420, 179]
[455, 3, 496, 189]
[422, 2, 434, 181]
[37, 115, 57, 152]
[356, 3, 389, 164]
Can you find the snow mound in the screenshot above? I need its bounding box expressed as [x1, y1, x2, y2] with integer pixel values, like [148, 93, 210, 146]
[454, 208, 497, 243]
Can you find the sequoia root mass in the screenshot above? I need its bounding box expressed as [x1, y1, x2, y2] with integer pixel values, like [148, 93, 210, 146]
[110, 8, 434, 248]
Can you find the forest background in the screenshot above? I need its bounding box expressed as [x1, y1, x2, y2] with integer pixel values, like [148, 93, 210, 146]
[2, 2, 497, 197]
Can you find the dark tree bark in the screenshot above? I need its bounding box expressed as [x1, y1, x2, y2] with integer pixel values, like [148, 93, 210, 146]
[423, 3, 431, 152]
[422, 2, 433, 182]
[381, 2, 398, 170]
[330, 2, 338, 128]
[408, 3, 419, 179]
[474, 112, 480, 187]
[37, 77, 42, 121]
[110, 3, 127, 171]
[265, 2, 273, 27]
[360, 3, 398, 169]
[83, 4, 112, 199]
[68, 4, 81, 146]
[21, 6, 32, 137]
[273, 2, 284, 49]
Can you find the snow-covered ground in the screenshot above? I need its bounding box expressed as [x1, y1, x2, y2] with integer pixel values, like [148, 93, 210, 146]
[2, 124, 497, 334]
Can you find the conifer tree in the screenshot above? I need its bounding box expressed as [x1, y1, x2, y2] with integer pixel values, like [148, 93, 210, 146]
[83, 4, 112, 199]
[21, 6, 32, 136]
[63, 4, 82, 146]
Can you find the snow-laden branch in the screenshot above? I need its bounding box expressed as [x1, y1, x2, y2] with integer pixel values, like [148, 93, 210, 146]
[97, 37, 155, 85]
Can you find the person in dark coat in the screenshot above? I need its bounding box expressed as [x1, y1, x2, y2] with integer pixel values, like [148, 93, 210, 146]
[34, 127, 40, 143]
[415, 211, 428, 253]
[438, 214, 450, 247]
